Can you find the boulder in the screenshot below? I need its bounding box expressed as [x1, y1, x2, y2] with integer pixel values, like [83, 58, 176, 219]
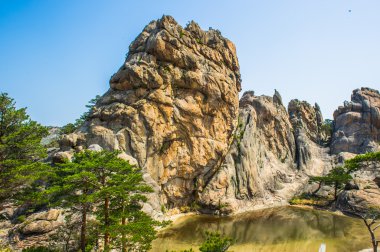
[21, 220, 54, 235]
[52, 151, 73, 163]
[337, 189, 380, 215]
[331, 88, 380, 154]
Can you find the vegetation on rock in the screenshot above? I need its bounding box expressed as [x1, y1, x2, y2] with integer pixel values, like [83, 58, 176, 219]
[60, 95, 100, 135]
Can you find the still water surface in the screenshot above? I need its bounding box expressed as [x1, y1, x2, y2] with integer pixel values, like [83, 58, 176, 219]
[151, 206, 371, 252]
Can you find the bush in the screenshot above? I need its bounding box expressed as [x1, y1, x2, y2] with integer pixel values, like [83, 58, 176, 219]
[199, 231, 233, 252]
[16, 215, 26, 223]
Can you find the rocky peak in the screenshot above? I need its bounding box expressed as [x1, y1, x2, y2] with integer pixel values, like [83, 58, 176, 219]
[331, 87, 380, 154]
[288, 99, 324, 144]
[58, 15, 242, 208]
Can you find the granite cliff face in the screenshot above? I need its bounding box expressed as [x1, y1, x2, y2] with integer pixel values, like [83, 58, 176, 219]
[51, 16, 380, 217]
[57, 15, 241, 208]
[199, 91, 332, 214]
[331, 87, 380, 154]
[52, 16, 343, 215]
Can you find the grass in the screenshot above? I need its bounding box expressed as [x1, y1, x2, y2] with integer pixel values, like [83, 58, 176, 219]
[289, 193, 331, 207]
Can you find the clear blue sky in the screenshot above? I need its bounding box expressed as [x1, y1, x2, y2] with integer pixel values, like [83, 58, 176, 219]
[1, 0, 379, 126]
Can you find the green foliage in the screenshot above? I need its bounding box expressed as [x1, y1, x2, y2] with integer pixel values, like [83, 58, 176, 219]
[169, 231, 233, 252]
[309, 166, 352, 201]
[22, 246, 58, 252]
[0, 92, 49, 201]
[43, 150, 162, 251]
[320, 119, 333, 137]
[16, 214, 26, 223]
[345, 151, 380, 172]
[0, 244, 12, 252]
[199, 231, 233, 252]
[310, 167, 352, 187]
[60, 123, 77, 135]
[179, 30, 185, 38]
[61, 95, 100, 134]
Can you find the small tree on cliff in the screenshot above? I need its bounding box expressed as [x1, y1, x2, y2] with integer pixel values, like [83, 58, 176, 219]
[61, 95, 100, 134]
[309, 166, 352, 201]
[0, 92, 48, 202]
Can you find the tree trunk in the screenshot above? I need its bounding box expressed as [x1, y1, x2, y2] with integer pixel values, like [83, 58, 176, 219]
[363, 219, 378, 252]
[80, 204, 87, 252]
[122, 216, 127, 252]
[312, 181, 322, 195]
[370, 232, 378, 252]
[104, 196, 110, 249]
[334, 182, 338, 201]
[121, 203, 127, 252]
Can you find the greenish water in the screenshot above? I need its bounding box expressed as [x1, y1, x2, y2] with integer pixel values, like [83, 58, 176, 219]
[151, 206, 372, 252]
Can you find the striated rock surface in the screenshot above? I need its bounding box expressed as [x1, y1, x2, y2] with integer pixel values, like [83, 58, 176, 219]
[331, 87, 380, 154]
[58, 15, 241, 208]
[199, 91, 332, 214]
[288, 100, 327, 169]
[288, 100, 323, 144]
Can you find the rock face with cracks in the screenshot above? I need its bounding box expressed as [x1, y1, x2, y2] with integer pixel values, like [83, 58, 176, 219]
[198, 91, 332, 214]
[58, 15, 241, 208]
[331, 87, 380, 154]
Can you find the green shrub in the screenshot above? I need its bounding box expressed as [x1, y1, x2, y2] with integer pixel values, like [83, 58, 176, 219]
[199, 231, 233, 252]
[16, 215, 26, 223]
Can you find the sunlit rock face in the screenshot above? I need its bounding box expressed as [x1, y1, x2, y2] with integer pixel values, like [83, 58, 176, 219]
[199, 91, 332, 214]
[59, 15, 241, 207]
[331, 87, 380, 154]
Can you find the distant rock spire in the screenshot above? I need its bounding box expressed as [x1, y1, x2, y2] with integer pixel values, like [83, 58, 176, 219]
[273, 89, 283, 106]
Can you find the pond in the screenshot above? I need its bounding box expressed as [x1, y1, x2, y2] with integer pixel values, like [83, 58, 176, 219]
[151, 206, 372, 252]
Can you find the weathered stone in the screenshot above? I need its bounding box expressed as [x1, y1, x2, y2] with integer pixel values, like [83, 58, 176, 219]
[87, 144, 103, 152]
[337, 189, 380, 215]
[374, 176, 380, 187]
[52, 151, 73, 164]
[21, 220, 54, 235]
[117, 152, 138, 166]
[58, 15, 241, 207]
[331, 87, 380, 154]
[199, 91, 332, 213]
[288, 99, 324, 145]
[34, 209, 61, 221]
[344, 180, 359, 190]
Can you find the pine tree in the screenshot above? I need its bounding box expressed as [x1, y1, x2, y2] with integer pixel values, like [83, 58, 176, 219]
[309, 166, 352, 201]
[0, 92, 48, 201]
[47, 150, 162, 251]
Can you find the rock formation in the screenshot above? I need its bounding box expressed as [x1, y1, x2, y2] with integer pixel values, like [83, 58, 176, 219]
[331, 87, 380, 154]
[198, 91, 332, 214]
[337, 161, 380, 215]
[2, 14, 380, 249]
[56, 15, 241, 209]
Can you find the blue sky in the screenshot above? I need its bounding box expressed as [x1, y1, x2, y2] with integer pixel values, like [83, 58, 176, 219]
[0, 0, 379, 126]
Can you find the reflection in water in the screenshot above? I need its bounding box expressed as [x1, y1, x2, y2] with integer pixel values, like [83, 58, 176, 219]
[151, 207, 370, 252]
